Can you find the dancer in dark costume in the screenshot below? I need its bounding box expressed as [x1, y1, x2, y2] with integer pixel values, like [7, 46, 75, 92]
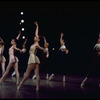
[49, 32, 69, 81]
[81, 33, 100, 87]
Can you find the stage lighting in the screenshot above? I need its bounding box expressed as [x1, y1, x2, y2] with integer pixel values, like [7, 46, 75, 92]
[52, 48, 55, 50]
[22, 36, 25, 39]
[19, 22, 21, 25]
[21, 12, 24, 15]
[22, 28, 24, 31]
[21, 19, 24, 23]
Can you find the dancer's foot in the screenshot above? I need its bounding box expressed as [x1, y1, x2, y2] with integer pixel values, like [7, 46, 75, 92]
[49, 74, 54, 81]
[11, 71, 16, 77]
[17, 83, 24, 90]
[32, 74, 36, 79]
[80, 77, 88, 87]
[63, 75, 66, 82]
[46, 74, 49, 80]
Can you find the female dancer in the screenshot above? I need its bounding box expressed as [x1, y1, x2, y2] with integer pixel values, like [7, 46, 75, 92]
[81, 33, 100, 87]
[17, 21, 48, 91]
[0, 32, 22, 85]
[0, 37, 6, 76]
[58, 32, 69, 82]
[11, 38, 28, 76]
[49, 32, 69, 81]
[32, 36, 49, 80]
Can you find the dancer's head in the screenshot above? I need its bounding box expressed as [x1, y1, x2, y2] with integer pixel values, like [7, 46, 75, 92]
[44, 43, 49, 48]
[11, 39, 18, 45]
[97, 39, 100, 43]
[0, 41, 4, 47]
[34, 36, 40, 42]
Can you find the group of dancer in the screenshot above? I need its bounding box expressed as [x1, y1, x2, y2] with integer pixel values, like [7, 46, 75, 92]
[0, 21, 69, 91]
[1, 21, 100, 91]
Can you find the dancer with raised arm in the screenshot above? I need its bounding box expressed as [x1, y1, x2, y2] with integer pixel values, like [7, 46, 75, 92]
[59, 32, 69, 82]
[0, 37, 6, 76]
[81, 33, 100, 87]
[17, 21, 48, 91]
[49, 32, 69, 81]
[0, 32, 22, 85]
[32, 36, 49, 80]
[11, 38, 28, 77]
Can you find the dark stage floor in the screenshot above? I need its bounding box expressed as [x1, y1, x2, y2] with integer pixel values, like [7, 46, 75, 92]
[0, 73, 100, 99]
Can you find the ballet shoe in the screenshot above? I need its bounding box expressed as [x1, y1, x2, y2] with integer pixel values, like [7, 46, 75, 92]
[49, 74, 54, 81]
[17, 83, 24, 90]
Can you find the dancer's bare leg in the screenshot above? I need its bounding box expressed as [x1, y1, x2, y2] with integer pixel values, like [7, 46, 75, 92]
[14, 62, 20, 85]
[1, 62, 5, 76]
[0, 62, 14, 83]
[34, 64, 40, 91]
[17, 64, 34, 89]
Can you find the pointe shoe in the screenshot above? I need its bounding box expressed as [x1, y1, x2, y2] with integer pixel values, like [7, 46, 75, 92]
[49, 74, 54, 81]
[80, 77, 88, 87]
[17, 83, 24, 90]
[63, 75, 66, 82]
[46, 74, 49, 80]
[11, 71, 16, 77]
[32, 74, 36, 79]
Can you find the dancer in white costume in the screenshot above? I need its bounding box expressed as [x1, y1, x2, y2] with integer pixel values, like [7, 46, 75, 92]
[11, 38, 28, 76]
[0, 32, 22, 85]
[32, 36, 49, 80]
[17, 21, 48, 91]
[0, 37, 6, 76]
[81, 33, 100, 87]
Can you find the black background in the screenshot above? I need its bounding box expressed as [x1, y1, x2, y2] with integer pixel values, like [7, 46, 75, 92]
[0, 0, 100, 75]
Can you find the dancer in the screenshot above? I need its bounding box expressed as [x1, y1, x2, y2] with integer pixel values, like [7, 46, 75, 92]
[32, 36, 49, 80]
[58, 32, 69, 82]
[0, 32, 22, 85]
[81, 33, 100, 87]
[49, 32, 69, 81]
[17, 21, 48, 91]
[0, 37, 6, 76]
[11, 38, 28, 76]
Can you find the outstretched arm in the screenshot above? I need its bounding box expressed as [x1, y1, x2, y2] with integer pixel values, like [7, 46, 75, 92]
[13, 46, 22, 53]
[22, 38, 28, 49]
[43, 36, 47, 44]
[0, 37, 3, 42]
[36, 45, 48, 53]
[34, 21, 39, 38]
[60, 32, 64, 43]
[16, 31, 21, 40]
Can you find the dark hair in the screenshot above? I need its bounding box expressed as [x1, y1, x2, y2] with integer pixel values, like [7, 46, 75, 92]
[0, 41, 5, 45]
[12, 39, 18, 44]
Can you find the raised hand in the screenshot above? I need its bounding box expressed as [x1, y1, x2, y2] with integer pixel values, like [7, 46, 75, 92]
[61, 32, 64, 36]
[34, 21, 38, 26]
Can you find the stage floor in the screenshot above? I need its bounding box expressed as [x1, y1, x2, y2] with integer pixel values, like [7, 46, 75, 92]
[0, 73, 100, 99]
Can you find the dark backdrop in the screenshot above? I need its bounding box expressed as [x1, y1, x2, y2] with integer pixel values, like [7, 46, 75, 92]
[0, 0, 100, 76]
